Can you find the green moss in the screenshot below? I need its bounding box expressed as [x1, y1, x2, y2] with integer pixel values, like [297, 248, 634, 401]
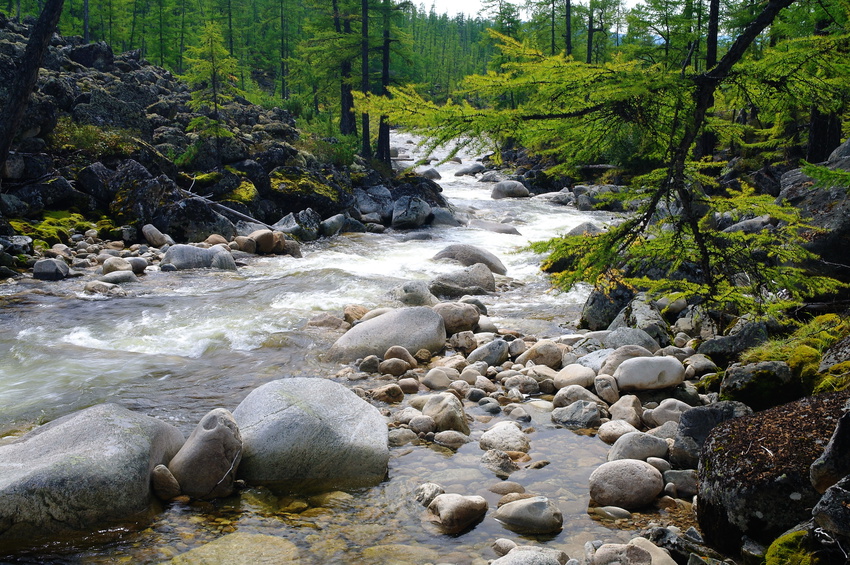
[192, 171, 224, 188]
[764, 531, 824, 565]
[741, 315, 850, 365]
[788, 345, 821, 394]
[813, 361, 850, 394]
[223, 179, 259, 204]
[269, 169, 342, 202]
[47, 116, 138, 161]
[697, 371, 722, 394]
[9, 213, 94, 246]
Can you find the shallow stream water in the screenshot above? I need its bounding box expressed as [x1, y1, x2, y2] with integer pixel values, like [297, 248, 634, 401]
[0, 133, 666, 564]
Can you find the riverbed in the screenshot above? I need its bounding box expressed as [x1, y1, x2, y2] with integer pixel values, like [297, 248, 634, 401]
[0, 133, 655, 564]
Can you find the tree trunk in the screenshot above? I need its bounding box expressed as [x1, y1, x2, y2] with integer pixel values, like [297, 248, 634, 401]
[334, 0, 357, 135]
[83, 0, 89, 42]
[360, 0, 372, 159]
[695, 0, 720, 159]
[0, 0, 65, 183]
[375, 0, 391, 165]
[565, 0, 571, 55]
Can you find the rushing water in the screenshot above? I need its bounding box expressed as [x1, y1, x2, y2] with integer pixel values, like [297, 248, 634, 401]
[0, 133, 657, 564]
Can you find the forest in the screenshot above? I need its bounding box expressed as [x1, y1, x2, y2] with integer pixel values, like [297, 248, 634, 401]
[5, 0, 850, 313]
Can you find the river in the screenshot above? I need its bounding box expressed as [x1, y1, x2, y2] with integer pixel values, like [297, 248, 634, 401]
[0, 133, 643, 564]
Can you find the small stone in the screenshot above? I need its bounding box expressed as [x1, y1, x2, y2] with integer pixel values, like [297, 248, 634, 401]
[426, 493, 487, 534]
[492, 496, 563, 534]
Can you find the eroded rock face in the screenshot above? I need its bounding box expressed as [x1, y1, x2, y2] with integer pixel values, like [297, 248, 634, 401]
[0, 404, 184, 547]
[232, 378, 389, 490]
[698, 389, 850, 555]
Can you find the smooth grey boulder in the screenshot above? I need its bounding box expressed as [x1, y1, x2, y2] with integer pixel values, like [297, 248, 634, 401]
[100, 270, 138, 284]
[492, 546, 569, 565]
[432, 301, 481, 335]
[467, 339, 510, 366]
[433, 243, 507, 275]
[0, 404, 184, 545]
[493, 496, 563, 535]
[327, 307, 446, 362]
[607, 431, 669, 462]
[161, 244, 237, 271]
[393, 280, 439, 306]
[429, 263, 496, 297]
[491, 180, 530, 199]
[422, 392, 470, 435]
[589, 459, 664, 510]
[142, 223, 175, 247]
[455, 163, 486, 176]
[479, 421, 530, 453]
[232, 378, 389, 490]
[603, 327, 660, 353]
[167, 408, 242, 500]
[427, 493, 487, 534]
[33, 258, 69, 280]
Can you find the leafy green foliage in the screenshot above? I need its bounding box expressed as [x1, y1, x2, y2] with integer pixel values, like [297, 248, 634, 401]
[182, 22, 243, 117]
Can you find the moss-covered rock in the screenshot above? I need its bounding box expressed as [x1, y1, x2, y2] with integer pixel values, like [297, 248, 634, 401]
[788, 345, 821, 394]
[9, 212, 94, 246]
[222, 179, 258, 204]
[264, 166, 354, 218]
[813, 361, 850, 394]
[764, 530, 825, 565]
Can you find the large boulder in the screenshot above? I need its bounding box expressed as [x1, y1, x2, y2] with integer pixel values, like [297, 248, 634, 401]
[669, 401, 752, 469]
[232, 378, 389, 490]
[429, 263, 496, 298]
[432, 302, 480, 335]
[161, 244, 237, 271]
[432, 244, 507, 275]
[698, 389, 850, 554]
[580, 283, 635, 331]
[720, 361, 801, 411]
[697, 321, 768, 368]
[391, 196, 432, 229]
[491, 180, 530, 199]
[613, 356, 685, 391]
[589, 459, 664, 510]
[0, 404, 184, 546]
[327, 307, 446, 362]
[608, 295, 670, 347]
[422, 393, 470, 435]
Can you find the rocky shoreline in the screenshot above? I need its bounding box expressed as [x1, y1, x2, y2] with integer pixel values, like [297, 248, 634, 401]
[2, 210, 850, 564]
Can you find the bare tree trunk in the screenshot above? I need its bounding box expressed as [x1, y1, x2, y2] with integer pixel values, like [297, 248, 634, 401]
[334, 0, 357, 135]
[375, 0, 391, 165]
[0, 0, 65, 183]
[360, 0, 372, 159]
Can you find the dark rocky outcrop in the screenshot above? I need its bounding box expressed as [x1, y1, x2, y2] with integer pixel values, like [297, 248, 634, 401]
[698, 389, 850, 555]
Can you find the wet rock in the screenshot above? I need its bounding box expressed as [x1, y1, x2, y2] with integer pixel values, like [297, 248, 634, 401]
[429, 262, 495, 297]
[100, 270, 138, 284]
[594, 375, 620, 404]
[327, 307, 446, 362]
[609, 395, 644, 428]
[391, 196, 431, 229]
[32, 257, 68, 280]
[101, 256, 132, 275]
[663, 469, 698, 499]
[455, 163, 485, 176]
[426, 493, 487, 534]
[493, 496, 563, 534]
[491, 180, 530, 199]
[167, 532, 299, 564]
[589, 459, 664, 510]
[434, 430, 472, 449]
[371, 383, 405, 403]
[414, 482, 445, 506]
[0, 404, 184, 546]
[580, 283, 635, 331]
[167, 408, 242, 500]
[421, 392, 470, 435]
[553, 384, 606, 409]
[233, 378, 389, 490]
[551, 400, 604, 429]
[481, 449, 520, 478]
[161, 244, 237, 271]
[480, 421, 530, 453]
[468, 218, 522, 235]
[433, 243, 507, 275]
[644, 398, 692, 428]
[394, 280, 440, 306]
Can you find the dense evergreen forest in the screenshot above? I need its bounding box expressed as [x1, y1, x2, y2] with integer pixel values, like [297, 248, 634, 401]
[5, 0, 850, 314]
